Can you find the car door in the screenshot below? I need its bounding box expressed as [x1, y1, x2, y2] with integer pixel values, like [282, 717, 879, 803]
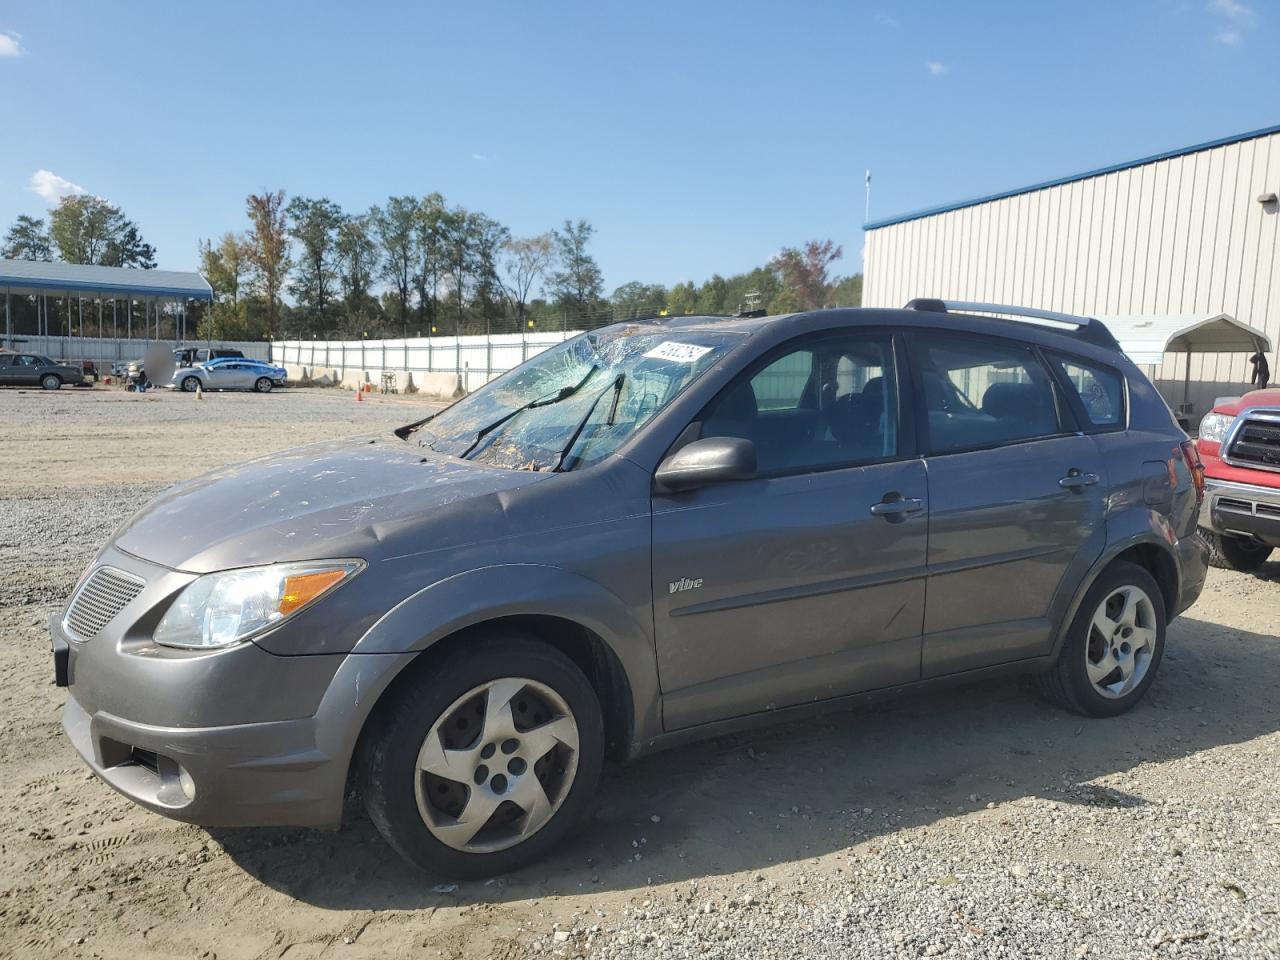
[907, 332, 1108, 677]
[11, 355, 41, 386]
[651, 329, 928, 731]
[0, 354, 15, 385]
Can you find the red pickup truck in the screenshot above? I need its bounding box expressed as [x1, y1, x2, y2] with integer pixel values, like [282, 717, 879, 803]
[1196, 388, 1280, 571]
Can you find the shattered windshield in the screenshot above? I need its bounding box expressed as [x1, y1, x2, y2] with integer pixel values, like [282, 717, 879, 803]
[410, 326, 741, 470]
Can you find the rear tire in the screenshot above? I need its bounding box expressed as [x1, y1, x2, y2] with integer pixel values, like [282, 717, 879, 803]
[254, 377, 273, 393]
[40, 374, 61, 391]
[1037, 561, 1166, 718]
[1205, 530, 1272, 572]
[359, 636, 604, 878]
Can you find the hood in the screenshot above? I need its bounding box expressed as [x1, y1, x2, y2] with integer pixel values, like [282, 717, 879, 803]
[113, 436, 553, 572]
[1213, 389, 1280, 416]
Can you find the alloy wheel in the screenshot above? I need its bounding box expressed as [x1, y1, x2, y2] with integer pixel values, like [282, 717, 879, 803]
[1085, 585, 1157, 699]
[414, 677, 579, 854]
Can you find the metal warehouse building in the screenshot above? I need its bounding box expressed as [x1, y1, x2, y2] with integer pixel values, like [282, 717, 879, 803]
[863, 123, 1280, 423]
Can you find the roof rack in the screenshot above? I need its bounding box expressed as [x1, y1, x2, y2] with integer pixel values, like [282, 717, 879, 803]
[904, 299, 1121, 352]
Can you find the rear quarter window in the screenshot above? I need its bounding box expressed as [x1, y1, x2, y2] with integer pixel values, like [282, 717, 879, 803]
[1050, 353, 1125, 429]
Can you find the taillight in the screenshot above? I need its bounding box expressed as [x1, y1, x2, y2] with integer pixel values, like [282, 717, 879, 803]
[1179, 440, 1205, 507]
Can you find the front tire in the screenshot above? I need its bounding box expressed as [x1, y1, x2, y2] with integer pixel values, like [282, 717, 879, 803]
[1037, 561, 1166, 717]
[181, 375, 201, 392]
[1205, 530, 1273, 572]
[360, 636, 604, 878]
[40, 374, 61, 390]
[254, 377, 273, 393]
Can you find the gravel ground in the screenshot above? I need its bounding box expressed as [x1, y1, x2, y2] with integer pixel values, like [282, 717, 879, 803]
[1, 385, 1278, 960]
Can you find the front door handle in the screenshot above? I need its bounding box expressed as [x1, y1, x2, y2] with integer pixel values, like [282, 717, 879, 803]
[870, 494, 925, 522]
[1058, 469, 1100, 490]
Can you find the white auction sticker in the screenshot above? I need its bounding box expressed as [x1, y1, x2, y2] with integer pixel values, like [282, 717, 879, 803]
[642, 341, 713, 363]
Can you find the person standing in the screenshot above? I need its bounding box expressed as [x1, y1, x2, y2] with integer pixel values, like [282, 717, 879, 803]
[1249, 352, 1270, 390]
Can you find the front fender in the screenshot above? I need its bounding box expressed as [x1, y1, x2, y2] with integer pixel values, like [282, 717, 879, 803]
[350, 563, 661, 743]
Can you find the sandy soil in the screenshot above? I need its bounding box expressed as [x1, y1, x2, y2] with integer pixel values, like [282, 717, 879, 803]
[1, 386, 1277, 959]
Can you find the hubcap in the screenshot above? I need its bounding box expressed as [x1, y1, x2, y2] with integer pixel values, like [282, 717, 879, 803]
[414, 678, 579, 853]
[1086, 585, 1157, 699]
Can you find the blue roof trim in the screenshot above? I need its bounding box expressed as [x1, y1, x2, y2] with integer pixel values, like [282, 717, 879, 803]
[864, 121, 1280, 231]
[0, 277, 213, 300]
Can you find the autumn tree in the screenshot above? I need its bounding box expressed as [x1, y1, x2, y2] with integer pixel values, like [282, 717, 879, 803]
[1, 215, 52, 261]
[244, 190, 292, 339]
[770, 240, 843, 311]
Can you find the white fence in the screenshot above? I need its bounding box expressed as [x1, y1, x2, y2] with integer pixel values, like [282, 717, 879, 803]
[7, 335, 272, 370]
[272, 331, 582, 393]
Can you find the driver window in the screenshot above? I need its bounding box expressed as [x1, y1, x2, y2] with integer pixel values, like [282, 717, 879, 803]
[701, 333, 898, 475]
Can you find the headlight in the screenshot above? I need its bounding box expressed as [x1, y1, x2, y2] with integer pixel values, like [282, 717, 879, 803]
[153, 560, 364, 649]
[1197, 412, 1234, 444]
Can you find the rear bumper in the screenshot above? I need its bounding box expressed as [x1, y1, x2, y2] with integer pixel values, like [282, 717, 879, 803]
[1174, 529, 1209, 617]
[1199, 477, 1280, 547]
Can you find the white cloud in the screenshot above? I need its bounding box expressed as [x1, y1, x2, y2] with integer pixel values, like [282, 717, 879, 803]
[926, 61, 948, 76]
[471, 152, 491, 163]
[1210, 0, 1256, 23]
[875, 13, 899, 26]
[28, 169, 87, 204]
[0, 31, 23, 57]
[1216, 28, 1243, 43]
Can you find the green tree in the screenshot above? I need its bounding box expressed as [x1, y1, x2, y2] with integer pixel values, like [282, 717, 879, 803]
[611, 281, 668, 319]
[666, 281, 698, 316]
[548, 218, 604, 313]
[335, 213, 381, 334]
[413, 193, 447, 335]
[827, 272, 863, 308]
[244, 190, 292, 340]
[49, 195, 156, 267]
[286, 196, 343, 332]
[1, 215, 53, 261]
[470, 212, 510, 333]
[198, 232, 251, 340]
[373, 196, 417, 334]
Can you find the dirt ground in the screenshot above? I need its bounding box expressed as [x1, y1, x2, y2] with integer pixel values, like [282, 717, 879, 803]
[1, 386, 1278, 959]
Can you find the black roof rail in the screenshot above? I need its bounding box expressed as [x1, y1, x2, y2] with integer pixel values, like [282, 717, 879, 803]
[904, 299, 1121, 352]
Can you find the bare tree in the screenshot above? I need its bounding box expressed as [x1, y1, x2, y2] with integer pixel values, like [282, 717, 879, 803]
[500, 233, 555, 325]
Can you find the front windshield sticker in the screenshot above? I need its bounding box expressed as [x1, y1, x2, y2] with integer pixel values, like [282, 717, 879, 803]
[642, 341, 714, 364]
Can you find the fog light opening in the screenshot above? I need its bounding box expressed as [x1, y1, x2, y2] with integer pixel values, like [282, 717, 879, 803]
[178, 765, 196, 801]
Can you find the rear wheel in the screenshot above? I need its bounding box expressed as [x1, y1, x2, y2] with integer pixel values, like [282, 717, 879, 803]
[360, 636, 603, 878]
[40, 374, 61, 390]
[1206, 530, 1273, 572]
[254, 377, 273, 393]
[1037, 561, 1166, 717]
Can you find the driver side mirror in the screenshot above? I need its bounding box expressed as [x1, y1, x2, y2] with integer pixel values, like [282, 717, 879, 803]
[655, 436, 757, 492]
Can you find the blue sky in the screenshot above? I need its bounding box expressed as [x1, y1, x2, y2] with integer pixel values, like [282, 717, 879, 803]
[1, 1, 1276, 291]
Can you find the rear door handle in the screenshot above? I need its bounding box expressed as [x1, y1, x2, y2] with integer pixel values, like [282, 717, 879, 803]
[1058, 469, 1100, 490]
[870, 495, 925, 522]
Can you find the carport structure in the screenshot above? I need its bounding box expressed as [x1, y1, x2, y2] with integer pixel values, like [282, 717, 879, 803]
[1, 259, 213, 349]
[1099, 313, 1274, 415]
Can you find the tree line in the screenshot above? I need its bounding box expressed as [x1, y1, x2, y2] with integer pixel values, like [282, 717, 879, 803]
[2, 190, 862, 342]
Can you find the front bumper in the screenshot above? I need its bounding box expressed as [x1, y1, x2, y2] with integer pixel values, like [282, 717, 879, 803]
[51, 547, 415, 828]
[1199, 476, 1280, 547]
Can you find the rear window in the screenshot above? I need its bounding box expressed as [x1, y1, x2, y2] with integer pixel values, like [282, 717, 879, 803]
[1049, 353, 1125, 429]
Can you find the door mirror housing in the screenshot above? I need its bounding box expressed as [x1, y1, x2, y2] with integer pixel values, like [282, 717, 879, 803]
[655, 436, 757, 492]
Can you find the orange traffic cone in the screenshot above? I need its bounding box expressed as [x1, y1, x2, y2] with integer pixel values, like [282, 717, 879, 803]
[356, 384, 363, 402]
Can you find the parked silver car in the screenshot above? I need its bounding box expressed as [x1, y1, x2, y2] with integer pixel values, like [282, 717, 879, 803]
[53, 303, 1208, 878]
[170, 358, 288, 393]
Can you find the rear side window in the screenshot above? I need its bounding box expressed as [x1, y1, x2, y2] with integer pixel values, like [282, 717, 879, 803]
[1049, 353, 1125, 429]
[913, 335, 1065, 453]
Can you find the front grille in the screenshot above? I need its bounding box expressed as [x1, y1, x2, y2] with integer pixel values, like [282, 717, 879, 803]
[65, 566, 146, 641]
[1227, 417, 1280, 471]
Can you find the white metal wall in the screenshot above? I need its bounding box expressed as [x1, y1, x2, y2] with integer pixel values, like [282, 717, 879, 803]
[864, 130, 1280, 416]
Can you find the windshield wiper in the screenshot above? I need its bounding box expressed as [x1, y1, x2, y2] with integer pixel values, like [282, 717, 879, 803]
[457, 365, 599, 460]
[395, 411, 439, 441]
[552, 373, 625, 472]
